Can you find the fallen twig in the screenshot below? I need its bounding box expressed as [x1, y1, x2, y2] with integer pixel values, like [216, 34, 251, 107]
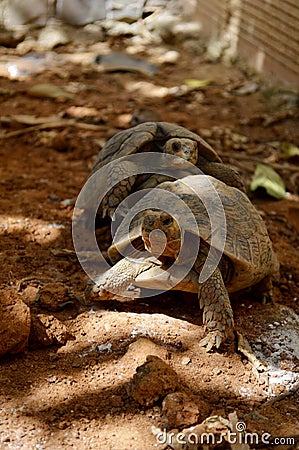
[242, 109, 299, 127]
[223, 153, 299, 172]
[236, 332, 269, 384]
[262, 381, 299, 406]
[0, 119, 107, 138]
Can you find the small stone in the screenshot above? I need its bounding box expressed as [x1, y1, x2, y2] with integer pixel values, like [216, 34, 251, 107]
[56, 0, 105, 25]
[121, 337, 169, 368]
[104, 323, 110, 332]
[181, 356, 191, 365]
[0, 288, 31, 356]
[29, 314, 74, 348]
[129, 108, 162, 126]
[162, 392, 200, 429]
[156, 50, 180, 64]
[37, 24, 70, 51]
[61, 198, 76, 207]
[21, 285, 39, 306]
[37, 282, 72, 311]
[46, 375, 58, 383]
[127, 355, 179, 406]
[234, 82, 259, 96]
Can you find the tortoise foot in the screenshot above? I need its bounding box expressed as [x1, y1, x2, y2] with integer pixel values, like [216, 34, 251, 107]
[199, 330, 225, 352]
[251, 275, 275, 305]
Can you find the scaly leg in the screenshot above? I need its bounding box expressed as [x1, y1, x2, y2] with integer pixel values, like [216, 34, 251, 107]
[199, 159, 245, 192]
[84, 255, 160, 303]
[198, 267, 234, 351]
[251, 275, 274, 304]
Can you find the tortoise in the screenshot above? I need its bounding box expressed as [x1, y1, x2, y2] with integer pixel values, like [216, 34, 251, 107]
[88, 121, 245, 219]
[85, 174, 279, 351]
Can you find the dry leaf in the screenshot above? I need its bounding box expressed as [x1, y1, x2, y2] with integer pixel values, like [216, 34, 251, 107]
[281, 142, 299, 160]
[250, 163, 286, 199]
[184, 79, 211, 88]
[10, 114, 61, 125]
[27, 83, 74, 100]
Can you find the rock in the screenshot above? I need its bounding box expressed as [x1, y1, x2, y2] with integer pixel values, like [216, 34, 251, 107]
[94, 51, 158, 76]
[172, 21, 202, 42]
[56, 0, 106, 25]
[102, 19, 143, 38]
[129, 108, 162, 126]
[0, 288, 31, 356]
[146, 11, 180, 43]
[37, 282, 72, 311]
[234, 82, 259, 96]
[29, 314, 74, 348]
[2, 0, 48, 29]
[127, 355, 179, 406]
[122, 337, 169, 368]
[37, 24, 70, 51]
[16, 38, 37, 55]
[181, 356, 191, 365]
[162, 393, 211, 430]
[20, 285, 39, 306]
[155, 50, 180, 64]
[162, 392, 200, 428]
[106, 0, 144, 22]
[0, 29, 24, 47]
[153, 415, 231, 449]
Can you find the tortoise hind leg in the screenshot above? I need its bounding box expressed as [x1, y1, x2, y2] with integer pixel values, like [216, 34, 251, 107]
[198, 267, 234, 351]
[251, 275, 274, 305]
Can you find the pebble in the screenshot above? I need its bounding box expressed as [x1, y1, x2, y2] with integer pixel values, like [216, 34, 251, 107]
[162, 392, 201, 428]
[29, 314, 74, 348]
[181, 356, 191, 365]
[127, 355, 179, 406]
[0, 288, 31, 356]
[37, 282, 71, 311]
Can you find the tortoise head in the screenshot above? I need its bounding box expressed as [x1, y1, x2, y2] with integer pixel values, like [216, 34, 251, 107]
[141, 210, 181, 259]
[164, 138, 198, 165]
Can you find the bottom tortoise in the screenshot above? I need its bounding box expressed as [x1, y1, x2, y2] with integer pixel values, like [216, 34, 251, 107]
[86, 175, 279, 351]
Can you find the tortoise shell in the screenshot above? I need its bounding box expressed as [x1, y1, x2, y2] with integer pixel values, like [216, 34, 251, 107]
[150, 175, 278, 291]
[90, 121, 222, 176]
[109, 175, 278, 293]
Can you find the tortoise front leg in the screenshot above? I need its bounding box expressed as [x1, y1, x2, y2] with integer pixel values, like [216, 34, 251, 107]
[84, 255, 160, 303]
[198, 267, 234, 351]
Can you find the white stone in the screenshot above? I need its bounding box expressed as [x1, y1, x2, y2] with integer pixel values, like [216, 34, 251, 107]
[2, 0, 48, 28]
[56, 0, 106, 25]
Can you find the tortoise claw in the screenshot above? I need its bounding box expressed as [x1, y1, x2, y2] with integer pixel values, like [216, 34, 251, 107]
[199, 331, 225, 352]
[261, 290, 274, 305]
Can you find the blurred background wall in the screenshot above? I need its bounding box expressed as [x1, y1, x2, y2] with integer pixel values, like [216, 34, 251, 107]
[195, 0, 299, 85]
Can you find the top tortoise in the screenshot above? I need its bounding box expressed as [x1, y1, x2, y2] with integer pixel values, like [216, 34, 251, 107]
[89, 122, 245, 218]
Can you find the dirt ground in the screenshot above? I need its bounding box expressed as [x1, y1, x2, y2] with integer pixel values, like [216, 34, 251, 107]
[0, 33, 299, 450]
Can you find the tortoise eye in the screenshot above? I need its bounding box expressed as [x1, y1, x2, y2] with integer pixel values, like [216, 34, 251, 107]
[162, 217, 173, 226]
[171, 141, 180, 152]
